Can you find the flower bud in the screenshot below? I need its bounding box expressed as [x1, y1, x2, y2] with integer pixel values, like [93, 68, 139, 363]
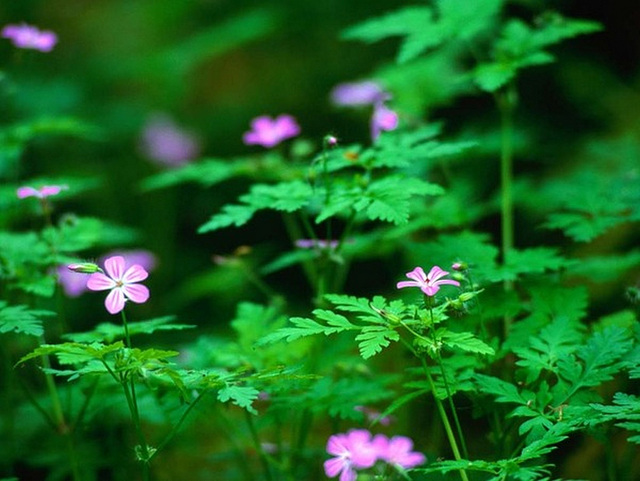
[67, 262, 101, 274]
[451, 262, 467, 271]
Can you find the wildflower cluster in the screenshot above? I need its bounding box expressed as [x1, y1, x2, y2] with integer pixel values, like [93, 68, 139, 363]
[325, 429, 425, 481]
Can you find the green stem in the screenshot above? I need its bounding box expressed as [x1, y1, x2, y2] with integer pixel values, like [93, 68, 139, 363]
[420, 357, 469, 481]
[152, 391, 207, 458]
[244, 410, 273, 481]
[427, 307, 469, 459]
[497, 83, 516, 336]
[120, 310, 151, 481]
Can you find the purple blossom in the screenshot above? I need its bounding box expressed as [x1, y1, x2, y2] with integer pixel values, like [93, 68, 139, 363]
[140, 114, 200, 167]
[372, 434, 426, 469]
[57, 267, 92, 297]
[2, 24, 57, 52]
[295, 239, 339, 249]
[324, 430, 379, 481]
[371, 103, 399, 141]
[17, 185, 67, 199]
[354, 405, 393, 426]
[330, 81, 388, 107]
[86, 256, 150, 314]
[397, 266, 460, 297]
[243, 114, 300, 148]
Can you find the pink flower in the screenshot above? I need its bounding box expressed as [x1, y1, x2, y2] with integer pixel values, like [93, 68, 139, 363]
[324, 430, 378, 481]
[140, 114, 200, 167]
[330, 81, 388, 107]
[60, 251, 156, 299]
[371, 102, 399, 140]
[243, 114, 300, 148]
[397, 266, 460, 297]
[2, 24, 57, 52]
[87, 256, 149, 314]
[372, 435, 426, 469]
[17, 185, 67, 199]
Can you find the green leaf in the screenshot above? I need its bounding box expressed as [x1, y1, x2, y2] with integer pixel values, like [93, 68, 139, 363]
[64, 316, 195, 343]
[0, 301, 54, 337]
[258, 312, 357, 345]
[140, 158, 237, 190]
[356, 326, 400, 359]
[199, 181, 312, 233]
[555, 327, 633, 403]
[440, 330, 495, 355]
[218, 385, 259, 414]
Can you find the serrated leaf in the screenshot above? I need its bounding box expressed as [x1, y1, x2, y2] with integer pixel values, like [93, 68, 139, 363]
[64, 316, 195, 343]
[199, 181, 312, 233]
[356, 326, 400, 359]
[0, 301, 54, 337]
[441, 330, 495, 355]
[218, 385, 259, 414]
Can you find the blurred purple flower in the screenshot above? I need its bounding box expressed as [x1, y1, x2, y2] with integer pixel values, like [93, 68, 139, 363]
[57, 267, 92, 297]
[354, 405, 393, 426]
[87, 256, 150, 314]
[17, 185, 67, 199]
[243, 114, 300, 148]
[372, 434, 426, 469]
[330, 81, 388, 106]
[397, 266, 460, 297]
[371, 102, 399, 140]
[324, 430, 378, 481]
[140, 114, 200, 168]
[295, 239, 339, 249]
[2, 23, 57, 52]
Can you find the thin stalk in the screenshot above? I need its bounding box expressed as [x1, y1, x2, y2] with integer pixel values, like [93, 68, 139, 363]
[420, 357, 469, 481]
[120, 310, 151, 481]
[244, 410, 273, 481]
[399, 336, 468, 481]
[497, 83, 516, 336]
[427, 307, 469, 459]
[152, 391, 207, 457]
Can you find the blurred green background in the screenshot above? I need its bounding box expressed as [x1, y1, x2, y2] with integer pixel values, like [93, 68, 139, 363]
[2, 0, 639, 323]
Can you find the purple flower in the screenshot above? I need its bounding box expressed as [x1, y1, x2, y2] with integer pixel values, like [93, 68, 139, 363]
[397, 266, 460, 297]
[354, 405, 393, 426]
[140, 114, 200, 167]
[295, 239, 339, 249]
[2, 24, 57, 52]
[372, 435, 426, 469]
[324, 430, 378, 481]
[57, 267, 92, 298]
[17, 185, 67, 199]
[87, 256, 150, 314]
[331, 81, 388, 107]
[371, 102, 399, 140]
[243, 114, 300, 148]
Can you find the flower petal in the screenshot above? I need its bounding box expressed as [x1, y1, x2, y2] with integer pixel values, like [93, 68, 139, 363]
[435, 279, 460, 288]
[122, 283, 149, 304]
[105, 288, 126, 314]
[324, 458, 346, 478]
[17, 186, 40, 199]
[122, 264, 148, 283]
[87, 272, 117, 291]
[104, 256, 126, 280]
[397, 280, 421, 290]
[405, 267, 427, 283]
[421, 285, 440, 296]
[426, 265, 448, 282]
